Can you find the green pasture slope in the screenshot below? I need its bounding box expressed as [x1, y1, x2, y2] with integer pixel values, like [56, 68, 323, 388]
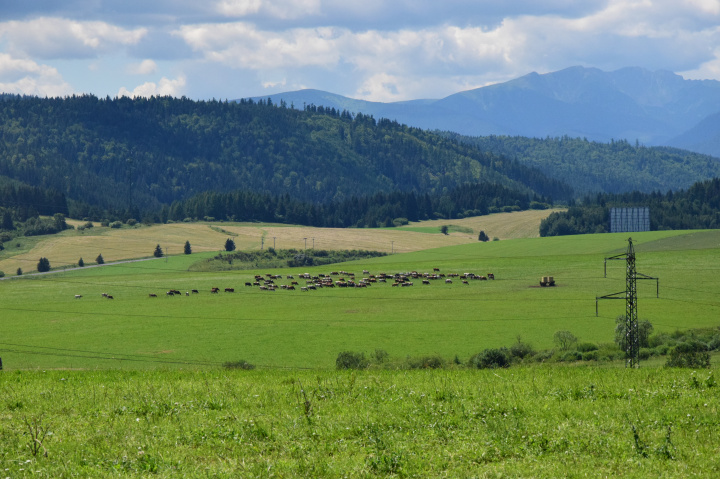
[2, 230, 720, 477]
[1, 229, 719, 370]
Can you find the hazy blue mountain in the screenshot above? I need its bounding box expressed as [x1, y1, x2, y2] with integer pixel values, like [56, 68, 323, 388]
[667, 111, 720, 157]
[250, 66, 720, 157]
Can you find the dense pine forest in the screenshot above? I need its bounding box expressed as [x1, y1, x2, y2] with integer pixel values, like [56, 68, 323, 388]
[443, 133, 720, 195]
[1, 93, 720, 237]
[540, 178, 720, 235]
[0, 94, 568, 217]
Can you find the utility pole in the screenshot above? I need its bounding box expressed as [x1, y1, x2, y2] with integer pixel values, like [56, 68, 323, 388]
[273, 237, 276, 249]
[303, 237, 307, 250]
[312, 237, 315, 249]
[596, 237, 657, 368]
[391, 241, 394, 254]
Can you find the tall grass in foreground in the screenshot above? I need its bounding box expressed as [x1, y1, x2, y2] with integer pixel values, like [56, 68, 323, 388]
[1, 367, 718, 477]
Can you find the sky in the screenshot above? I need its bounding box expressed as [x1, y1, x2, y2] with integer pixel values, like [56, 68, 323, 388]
[1, 0, 720, 102]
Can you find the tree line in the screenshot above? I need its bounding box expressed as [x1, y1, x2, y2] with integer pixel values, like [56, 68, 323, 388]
[163, 182, 552, 228]
[540, 177, 720, 236]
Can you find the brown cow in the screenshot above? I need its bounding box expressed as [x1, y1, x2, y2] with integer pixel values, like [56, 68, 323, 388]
[224, 288, 234, 293]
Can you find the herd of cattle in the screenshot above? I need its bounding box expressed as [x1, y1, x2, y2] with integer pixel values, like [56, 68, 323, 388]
[76, 269, 495, 299]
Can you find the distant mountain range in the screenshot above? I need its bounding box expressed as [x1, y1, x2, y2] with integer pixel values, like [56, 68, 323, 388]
[250, 66, 720, 158]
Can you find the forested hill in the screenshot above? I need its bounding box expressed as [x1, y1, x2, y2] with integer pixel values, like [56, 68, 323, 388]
[441, 134, 720, 195]
[0, 94, 570, 218]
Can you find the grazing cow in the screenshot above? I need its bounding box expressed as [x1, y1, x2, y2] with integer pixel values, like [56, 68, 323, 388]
[166, 291, 174, 296]
[74, 294, 82, 299]
[191, 289, 199, 294]
[186, 291, 189, 296]
[101, 293, 108, 298]
[245, 282, 252, 287]
[392, 282, 399, 287]
[488, 273, 495, 280]
[433, 267, 440, 272]
[287, 285, 295, 290]
[462, 280, 469, 285]
[422, 280, 430, 285]
[107, 295, 114, 299]
[445, 279, 452, 284]
[225, 288, 234, 293]
[149, 293, 157, 298]
[301, 287, 308, 292]
[211, 287, 219, 293]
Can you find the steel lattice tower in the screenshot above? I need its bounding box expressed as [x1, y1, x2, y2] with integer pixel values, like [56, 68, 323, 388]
[625, 238, 639, 368]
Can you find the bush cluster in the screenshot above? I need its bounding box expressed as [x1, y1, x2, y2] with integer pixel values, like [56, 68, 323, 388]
[331, 324, 720, 371]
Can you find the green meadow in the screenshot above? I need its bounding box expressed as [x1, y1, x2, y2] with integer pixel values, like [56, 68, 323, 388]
[1, 229, 719, 370]
[2, 228, 720, 476]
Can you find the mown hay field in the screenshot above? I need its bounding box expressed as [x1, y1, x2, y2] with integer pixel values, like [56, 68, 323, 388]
[0, 209, 560, 276]
[1, 228, 719, 370]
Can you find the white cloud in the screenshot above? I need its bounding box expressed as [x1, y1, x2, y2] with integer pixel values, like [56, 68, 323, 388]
[216, 0, 322, 19]
[0, 53, 73, 97]
[0, 17, 146, 59]
[117, 75, 186, 98]
[127, 59, 158, 75]
[177, 23, 342, 69]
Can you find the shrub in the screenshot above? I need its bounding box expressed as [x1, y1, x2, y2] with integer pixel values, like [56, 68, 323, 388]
[109, 221, 123, 229]
[577, 342, 598, 353]
[371, 349, 389, 363]
[84, 221, 94, 229]
[96, 254, 105, 265]
[392, 217, 408, 227]
[335, 351, 369, 370]
[559, 351, 582, 362]
[126, 219, 137, 226]
[407, 355, 445, 369]
[510, 340, 535, 360]
[100, 220, 110, 227]
[16, 268, 22, 276]
[582, 351, 598, 361]
[0, 270, 4, 278]
[153, 244, 164, 258]
[78, 258, 84, 267]
[468, 348, 511, 369]
[639, 348, 652, 360]
[225, 238, 236, 252]
[653, 344, 670, 356]
[478, 230, 490, 242]
[223, 360, 255, 370]
[665, 342, 711, 369]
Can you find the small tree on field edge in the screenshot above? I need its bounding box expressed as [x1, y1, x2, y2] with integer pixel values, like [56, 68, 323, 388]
[154, 244, 164, 258]
[78, 257, 84, 267]
[478, 230, 490, 242]
[184, 240, 192, 255]
[225, 238, 236, 252]
[16, 267, 22, 276]
[440, 225, 449, 235]
[553, 330, 577, 351]
[37, 257, 50, 272]
[96, 254, 104, 265]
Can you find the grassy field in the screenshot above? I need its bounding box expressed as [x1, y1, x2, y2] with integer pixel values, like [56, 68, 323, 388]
[1, 367, 718, 477]
[0, 209, 560, 276]
[1, 228, 719, 370]
[2, 218, 720, 476]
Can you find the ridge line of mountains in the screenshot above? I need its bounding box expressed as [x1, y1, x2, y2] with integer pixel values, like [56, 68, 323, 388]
[251, 65, 720, 159]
